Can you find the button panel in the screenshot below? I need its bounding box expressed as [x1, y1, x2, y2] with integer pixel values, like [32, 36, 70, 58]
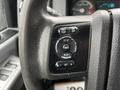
[49, 23, 90, 74]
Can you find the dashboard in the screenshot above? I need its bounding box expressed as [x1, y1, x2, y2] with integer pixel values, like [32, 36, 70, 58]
[67, 0, 120, 15]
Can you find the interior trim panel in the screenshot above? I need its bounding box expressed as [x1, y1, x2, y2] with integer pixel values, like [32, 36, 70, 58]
[107, 9, 120, 90]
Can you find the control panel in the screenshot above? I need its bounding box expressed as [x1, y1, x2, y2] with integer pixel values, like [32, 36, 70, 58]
[49, 23, 90, 75]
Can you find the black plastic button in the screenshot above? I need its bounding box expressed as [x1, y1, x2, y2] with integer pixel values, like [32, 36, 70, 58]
[62, 44, 70, 50]
[68, 61, 75, 67]
[58, 27, 68, 34]
[70, 26, 79, 34]
[62, 53, 71, 58]
[55, 61, 75, 69]
[58, 26, 79, 35]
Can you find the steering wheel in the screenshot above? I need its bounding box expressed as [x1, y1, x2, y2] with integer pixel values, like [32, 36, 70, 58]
[19, 0, 120, 90]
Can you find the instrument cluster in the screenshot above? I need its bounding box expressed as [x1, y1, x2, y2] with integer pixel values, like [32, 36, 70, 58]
[68, 0, 120, 16]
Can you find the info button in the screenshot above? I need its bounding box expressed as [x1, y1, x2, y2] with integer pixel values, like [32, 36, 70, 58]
[58, 27, 68, 35]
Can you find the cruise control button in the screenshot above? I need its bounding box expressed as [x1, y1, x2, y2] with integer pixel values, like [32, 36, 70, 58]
[58, 26, 79, 35]
[58, 27, 68, 34]
[61, 29, 67, 34]
[63, 62, 69, 67]
[61, 53, 72, 59]
[55, 61, 75, 69]
[68, 61, 75, 66]
[55, 61, 63, 68]
[63, 38, 70, 42]
[56, 62, 62, 68]
[70, 26, 79, 33]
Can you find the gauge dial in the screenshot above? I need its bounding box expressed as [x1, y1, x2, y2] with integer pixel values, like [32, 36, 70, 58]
[71, 0, 95, 15]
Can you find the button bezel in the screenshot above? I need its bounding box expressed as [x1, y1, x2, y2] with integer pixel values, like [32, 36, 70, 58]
[55, 36, 77, 59]
[49, 23, 91, 75]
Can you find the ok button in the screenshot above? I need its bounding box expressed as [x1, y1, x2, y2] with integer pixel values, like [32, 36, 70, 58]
[63, 44, 70, 50]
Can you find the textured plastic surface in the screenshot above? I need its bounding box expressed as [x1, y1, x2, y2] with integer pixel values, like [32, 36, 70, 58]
[0, 0, 12, 30]
[87, 10, 111, 90]
[107, 9, 120, 90]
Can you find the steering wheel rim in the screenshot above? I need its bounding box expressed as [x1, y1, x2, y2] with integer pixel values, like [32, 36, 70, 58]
[19, 0, 49, 90]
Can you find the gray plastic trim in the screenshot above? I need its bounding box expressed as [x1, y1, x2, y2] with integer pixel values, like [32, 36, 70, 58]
[107, 9, 120, 90]
[52, 0, 66, 16]
[0, 28, 18, 64]
[87, 10, 111, 90]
